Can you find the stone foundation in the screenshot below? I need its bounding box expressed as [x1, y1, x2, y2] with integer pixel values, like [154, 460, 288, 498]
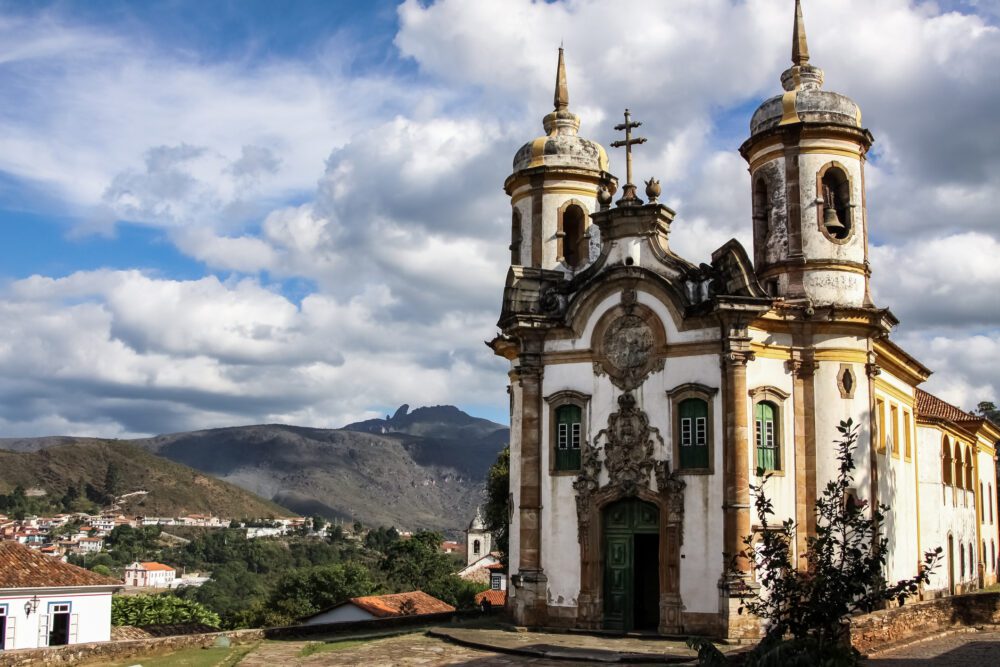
[850, 591, 1000, 655]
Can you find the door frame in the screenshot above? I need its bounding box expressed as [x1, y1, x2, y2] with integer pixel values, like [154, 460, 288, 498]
[576, 485, 684, 634]
[602, 498, 659, 632]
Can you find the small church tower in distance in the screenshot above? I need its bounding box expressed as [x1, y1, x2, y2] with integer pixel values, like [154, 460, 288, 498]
[740, 0, 874, 308]
[466, 507, 492, 566]
[505, 48, 617, 273]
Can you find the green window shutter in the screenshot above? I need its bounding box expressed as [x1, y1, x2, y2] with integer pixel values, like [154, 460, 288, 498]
[555, 404, 583, 471]
[755, 402, 779, 471]
[678, 399, 709, 469]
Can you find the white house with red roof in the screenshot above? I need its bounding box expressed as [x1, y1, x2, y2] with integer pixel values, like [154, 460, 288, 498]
[123, 562, 176, 588]
[0, 541, 119, 651]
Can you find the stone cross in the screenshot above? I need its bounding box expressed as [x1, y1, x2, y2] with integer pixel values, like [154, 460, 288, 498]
[610, 108, 647, 203]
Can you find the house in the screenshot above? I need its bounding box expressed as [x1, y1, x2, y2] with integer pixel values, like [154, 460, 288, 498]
[75, 537, 104, 554]
[440, 540, 461, 555]
[0, 541, 119, 650]
[458, 552, 501, 584]
[300, 591, 454, 626]
[475, 566, 509, 611]
[123, 562, 177, 588]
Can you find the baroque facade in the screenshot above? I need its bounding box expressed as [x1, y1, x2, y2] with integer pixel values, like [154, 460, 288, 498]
[490, 2, 1000, 639]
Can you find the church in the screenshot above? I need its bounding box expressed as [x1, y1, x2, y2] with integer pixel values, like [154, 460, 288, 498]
[490, 1, 1000, 639]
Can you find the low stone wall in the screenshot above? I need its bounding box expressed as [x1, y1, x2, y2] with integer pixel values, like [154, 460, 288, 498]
[850, 591, 1000, 654]
[0, 629, 263, 667]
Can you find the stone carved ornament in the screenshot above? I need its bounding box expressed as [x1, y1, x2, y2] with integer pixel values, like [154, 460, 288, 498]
[573, 391, 686, 538]
[594, 289, 665, 391]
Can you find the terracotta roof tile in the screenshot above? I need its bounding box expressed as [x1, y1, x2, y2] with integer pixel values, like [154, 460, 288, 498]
[349, 591, 454, 618]
[915, 389, 978, 424]
[475, 589, 507, 606]
[139, 562, 175, 572]
[0, 541, 120, 589]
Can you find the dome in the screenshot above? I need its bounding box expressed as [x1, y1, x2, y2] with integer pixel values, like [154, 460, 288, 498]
[750, 87, 862, 135]
[512, 131, 609, 172]
[750, 0, 863, 137]
[511, 48, 609, 174]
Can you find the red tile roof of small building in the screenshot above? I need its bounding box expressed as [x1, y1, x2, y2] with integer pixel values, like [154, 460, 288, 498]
[486, 563, 506, 571]
[0, 541, 119, 589]
[475, 589, 507, 607]
[349, 591, 454, 618]
[138, 562, 175, 572]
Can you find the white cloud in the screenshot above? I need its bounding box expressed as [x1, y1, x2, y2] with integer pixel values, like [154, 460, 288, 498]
[0, 0, 998, 435]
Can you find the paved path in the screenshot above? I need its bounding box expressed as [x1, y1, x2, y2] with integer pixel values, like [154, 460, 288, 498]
[238, 633, 591, 666]
[866, 629, 1000, 665]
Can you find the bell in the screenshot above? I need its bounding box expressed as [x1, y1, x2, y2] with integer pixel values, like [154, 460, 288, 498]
[823, 204, 846, 234]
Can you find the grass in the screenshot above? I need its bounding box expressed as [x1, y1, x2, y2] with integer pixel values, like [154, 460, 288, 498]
[298, 638, 369, 657]
[102, 642, 258, 667]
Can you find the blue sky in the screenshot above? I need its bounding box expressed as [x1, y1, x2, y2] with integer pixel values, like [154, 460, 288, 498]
[0, 0, 998, 437]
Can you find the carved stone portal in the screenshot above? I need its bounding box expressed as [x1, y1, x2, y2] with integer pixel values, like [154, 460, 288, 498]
[574, 391, 687, 634]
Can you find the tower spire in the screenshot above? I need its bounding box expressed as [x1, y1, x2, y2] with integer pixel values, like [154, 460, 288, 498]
[791, 0, 810, 67]
[554, 47, 569, 111]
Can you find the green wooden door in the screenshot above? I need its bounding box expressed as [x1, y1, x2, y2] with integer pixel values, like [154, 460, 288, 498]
[603, 533, 632, 632]
[602, 498, 659, 632]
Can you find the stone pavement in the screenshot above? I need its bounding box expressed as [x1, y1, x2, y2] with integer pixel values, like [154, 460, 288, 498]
[428, 627, 731, 663]
[865, 628, 1000, 665]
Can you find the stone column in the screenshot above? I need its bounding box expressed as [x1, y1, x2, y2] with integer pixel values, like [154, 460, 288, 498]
[512, 339, 547, 627]
[719, 332, 758, 640]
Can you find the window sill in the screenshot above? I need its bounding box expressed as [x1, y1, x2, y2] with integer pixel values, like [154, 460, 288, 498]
[756, 469, 786, 477]
[675, 468, 714, 476]
[550, 469, 581, 477]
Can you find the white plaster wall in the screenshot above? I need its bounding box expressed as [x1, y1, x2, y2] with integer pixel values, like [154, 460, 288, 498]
[303, 604, 375, 625]
[812, 357, 873, 505]
[0, 589, 112, 649]
[538, 290, 727, 615]
[977, 448, 999, 582]
[916, 426, 981, 595]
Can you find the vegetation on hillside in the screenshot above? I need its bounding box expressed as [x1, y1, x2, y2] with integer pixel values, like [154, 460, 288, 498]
[482, 446, 510, 566]
[0, 441, 287, 519]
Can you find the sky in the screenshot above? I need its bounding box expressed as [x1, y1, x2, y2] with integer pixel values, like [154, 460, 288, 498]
[0, 0, 998, 438]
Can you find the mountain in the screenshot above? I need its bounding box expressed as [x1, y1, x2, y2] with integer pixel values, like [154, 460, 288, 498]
[0, 441, 288, 518]
[1, 405, 510, 534]
[133, 406, 509, 533]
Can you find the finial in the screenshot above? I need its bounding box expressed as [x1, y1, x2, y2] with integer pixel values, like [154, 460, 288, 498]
[554, 47, 569, 111]
[792, 0, 810, 67]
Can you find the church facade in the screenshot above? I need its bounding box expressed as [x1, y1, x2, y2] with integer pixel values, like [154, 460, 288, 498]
[490, 2, 999, 639]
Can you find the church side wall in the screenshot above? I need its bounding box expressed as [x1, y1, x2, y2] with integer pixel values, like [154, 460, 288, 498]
[872, 371, 920, 583]
[977, 445, 998, 586]
[916, 424, 980, 596]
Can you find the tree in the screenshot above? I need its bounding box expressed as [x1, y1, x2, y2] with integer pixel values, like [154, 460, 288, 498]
[482, 446, 510, 565]
[364, 526, 400, 552]
[692, 419, 940, 665]
[91, 564, 113, 577]
[975, 401, 1000, 426]
[112, 594, 221, 628]
[311, 514, 327, 534]
[250, 562, 378, 627]
[103, 462, 123, 502]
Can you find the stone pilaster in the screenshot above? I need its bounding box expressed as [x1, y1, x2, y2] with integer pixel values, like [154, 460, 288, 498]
[787, 350, 818, 568]
[512, 342, 547, 627]
[719, 332, 760, 640]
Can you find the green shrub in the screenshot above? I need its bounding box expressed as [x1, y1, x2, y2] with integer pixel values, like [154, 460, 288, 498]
[112, 594, 221, 628]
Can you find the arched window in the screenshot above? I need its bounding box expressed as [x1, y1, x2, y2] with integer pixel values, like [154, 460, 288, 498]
[992, 540, 996, 573]
[755, 401, 780, 472]
[969, 543, 975, 579]
[510, 209, 522, 265]
[942, 436, 953, 485]
[559, 203, 587, 269]
[990, 484, 994, 524]
[473, 539, 481, 555]
[982, 483, 987, 522]
[954, 443, 964, 490]
[752, 178, 770, 237]
[960, 543, 966, 579]
[819, 164, 852, 241]
[875, 399, 887, 454]
[678, 398, 709, 470]
[555, 403, 582, 471]
[965, 446, 974, 490]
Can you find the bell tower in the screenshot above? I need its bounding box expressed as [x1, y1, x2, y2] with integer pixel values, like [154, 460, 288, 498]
[505, 48, 616, 274]
[740, 0, 874, 308]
